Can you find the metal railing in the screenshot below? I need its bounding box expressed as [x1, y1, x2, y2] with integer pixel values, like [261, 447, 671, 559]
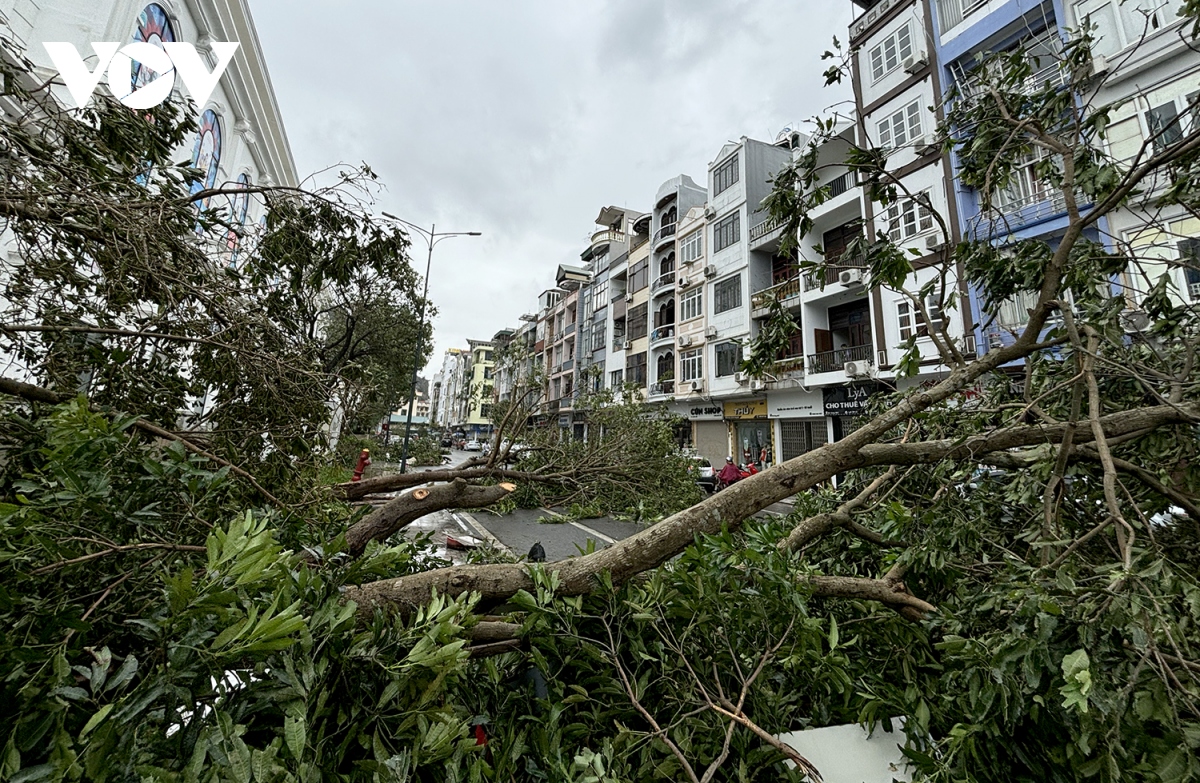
[591, 229, 624, 247]
[650, 381, 676, 395]
[802, 262, 868, 292]
[650, 325, 675, 343]
[808, 344, 873, 374]
[651, 271, 677, 293]
[826, 170, 856, 198]
[749, 216, 784, 243]
[751, 276, 802, 310]
[772, 355, 805, 375]
[653, 222, 677, 244]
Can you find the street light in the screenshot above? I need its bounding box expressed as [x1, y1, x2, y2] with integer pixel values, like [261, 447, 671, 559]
[381, 211, 481, 473]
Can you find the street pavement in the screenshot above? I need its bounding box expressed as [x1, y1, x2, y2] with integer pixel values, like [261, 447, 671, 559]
[377, 447, 799, 565]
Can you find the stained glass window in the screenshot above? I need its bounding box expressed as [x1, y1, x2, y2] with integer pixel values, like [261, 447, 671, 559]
[190, 109, 223, 213]
[224, 173, 252, 268]
[130, 4, 176, 91]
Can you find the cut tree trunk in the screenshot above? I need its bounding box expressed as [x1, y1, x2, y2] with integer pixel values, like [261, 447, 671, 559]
[342, 479, 516, 557]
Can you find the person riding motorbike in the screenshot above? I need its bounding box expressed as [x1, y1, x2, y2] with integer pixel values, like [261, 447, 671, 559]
[716, 457, 743, 490]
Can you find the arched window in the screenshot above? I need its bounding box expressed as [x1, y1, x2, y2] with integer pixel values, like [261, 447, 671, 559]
[660, 251, 675, 276]
[664, 206, 677, 226]
[130, 4, 176, 91]
[224, 173, 251, 268]
[657, 352, 675, 379]
[190, 109, 223, 211]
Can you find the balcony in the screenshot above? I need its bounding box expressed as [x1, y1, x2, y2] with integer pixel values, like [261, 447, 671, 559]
[548, 399, 560, 413]
[749, 215, 786, 251]
[561, 359, 574, 372]
[653, 222, 677, 247]
[803, 263, 868, 292]
[651, 271, 676, 294]
[772, 355, 805, 378]
[590, 228, 625, 255]
[974, 189, 1071, 236]
[649, 325, 675, 346]
[808, 344, 873, 375]
[751, 276, 802, 318]
[650, 381, 676, 396]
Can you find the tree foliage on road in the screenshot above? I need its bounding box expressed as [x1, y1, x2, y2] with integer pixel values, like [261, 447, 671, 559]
[4, 12, 1200, 782]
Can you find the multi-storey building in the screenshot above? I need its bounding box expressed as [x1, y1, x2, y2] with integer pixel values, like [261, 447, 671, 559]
[3, 0, 298, 219]
[647, 176, 706, 403]
[433, 347, 467, 433]
[579, 207, 634, 404]
[460, 339, 495, 439]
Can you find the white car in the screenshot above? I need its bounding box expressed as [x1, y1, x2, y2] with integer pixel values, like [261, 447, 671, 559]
[464, 439, 483, 452]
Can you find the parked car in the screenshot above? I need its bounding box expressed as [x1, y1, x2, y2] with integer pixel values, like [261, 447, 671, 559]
[464, 439, 483, 452]
[440, 433, 453, 447]
[688, 457, 715, 494]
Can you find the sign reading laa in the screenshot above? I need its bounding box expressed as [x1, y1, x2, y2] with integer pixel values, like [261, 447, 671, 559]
[43, 41, 239, 110]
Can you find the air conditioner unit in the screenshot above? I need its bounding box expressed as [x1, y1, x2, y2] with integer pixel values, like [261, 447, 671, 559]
[1090, 55, 1109, 77]
[902, 53, 928, 74]
[625, 292, 634, 302]
[678, 334, 693, 348]
[689, 379, 703, 392]
[705, 326, 719, 339]
[622, 340, 632, 350]
[678, 276, 690, 288]
[844, 361, 873, 378]
[750, 379, 767, 391]
[925, 234, 946, 250]
[838, 268, 865, 287]
[733, 371, 749, 384]
[703, 265, 718, 278]
[703, 205, 717, 219]
[915, 134, 938, 155]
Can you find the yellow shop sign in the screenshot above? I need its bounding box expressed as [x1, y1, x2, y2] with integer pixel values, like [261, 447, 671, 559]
[723, 400, 767, 419]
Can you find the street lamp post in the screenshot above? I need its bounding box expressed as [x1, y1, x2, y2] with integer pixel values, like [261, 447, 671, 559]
[381, 212, 480, 474]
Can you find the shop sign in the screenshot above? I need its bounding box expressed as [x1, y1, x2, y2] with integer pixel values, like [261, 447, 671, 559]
[723, 399, 768, 420]
[688, 404, 724, 421]
[767, 389, 824, 419]
[822, 384, 876, 417]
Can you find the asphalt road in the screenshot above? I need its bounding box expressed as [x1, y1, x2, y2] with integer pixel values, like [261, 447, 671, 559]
[387, 447, 798, 564]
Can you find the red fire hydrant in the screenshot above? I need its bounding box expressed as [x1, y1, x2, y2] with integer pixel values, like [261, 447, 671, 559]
[351, 448, 371, 482]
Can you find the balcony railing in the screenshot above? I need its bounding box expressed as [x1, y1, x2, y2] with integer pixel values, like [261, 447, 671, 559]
[975, 189, 1070, 234]
[650, 325, 675, 344]
[651, 271, 676, 293]
[591, 229, 625, 248]
[772, 355, 805, 375]
[548, 399, 560, 413]
[650, 381, 676, 396]
[751, 276, 802, 311]
[825, 170, 856, 198]
[653, 222, 677, 244]
[808, 343, 873, 374]
[561, 359, 574, 371]
[803, 263, 869, 292]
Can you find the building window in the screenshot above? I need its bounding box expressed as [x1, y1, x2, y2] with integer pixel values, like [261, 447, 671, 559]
[626, 352, 647, 386]
[680, 287, 703, 322]
[593, 284, 609, 311]
[131, 4, 176, 89]
[780, 420, 828, 460]
[897, 293, 945, 340]
[713, 213, 740, 253]
[993, 151, 1055, 212]
[877, 100, 922, 149]
[680, 348, 703, 382]
[869, 23, 913, 82]
[714, 341, 743, 377]
[680, 230, 703, 264]
[190, 109, 223, 211]
[627, 303, 649, 340]
[713, 275, 742, 314]
[884, 192, 934, 241]
[630, 259, 650, 292]
[1179, 238, 1200, 301]
[713, 155, 740, 195]
[995, 290, 1040, 329]
[610, 368, 624, 387]
[1145, 100, 1187, 152]
[1074, 0, 1177, 58]
[591, 322, 606, 352]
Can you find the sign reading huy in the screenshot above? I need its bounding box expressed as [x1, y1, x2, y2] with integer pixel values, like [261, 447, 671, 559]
[43, 41, 239, 110]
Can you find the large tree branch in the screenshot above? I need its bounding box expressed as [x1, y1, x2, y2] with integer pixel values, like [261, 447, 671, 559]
[342, 399, 1199, 619]
[340, 479, 515, 557]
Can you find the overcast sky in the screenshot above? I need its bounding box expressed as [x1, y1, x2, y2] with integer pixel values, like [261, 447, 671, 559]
[251, 1, 853, 377]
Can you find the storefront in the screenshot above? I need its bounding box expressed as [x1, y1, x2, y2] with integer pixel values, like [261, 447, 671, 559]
[768, 388, 826, 463]
[822, 383, 879, 441]
[724, 399, 771, 469]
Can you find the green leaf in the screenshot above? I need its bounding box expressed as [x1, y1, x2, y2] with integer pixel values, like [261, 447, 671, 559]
[284, 714, 306, 760]
[80, 704, 113, 738]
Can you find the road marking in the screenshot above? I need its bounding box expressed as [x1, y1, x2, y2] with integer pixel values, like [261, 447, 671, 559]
[568, 520, 617, 545]
[455, 511, 513, 554]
